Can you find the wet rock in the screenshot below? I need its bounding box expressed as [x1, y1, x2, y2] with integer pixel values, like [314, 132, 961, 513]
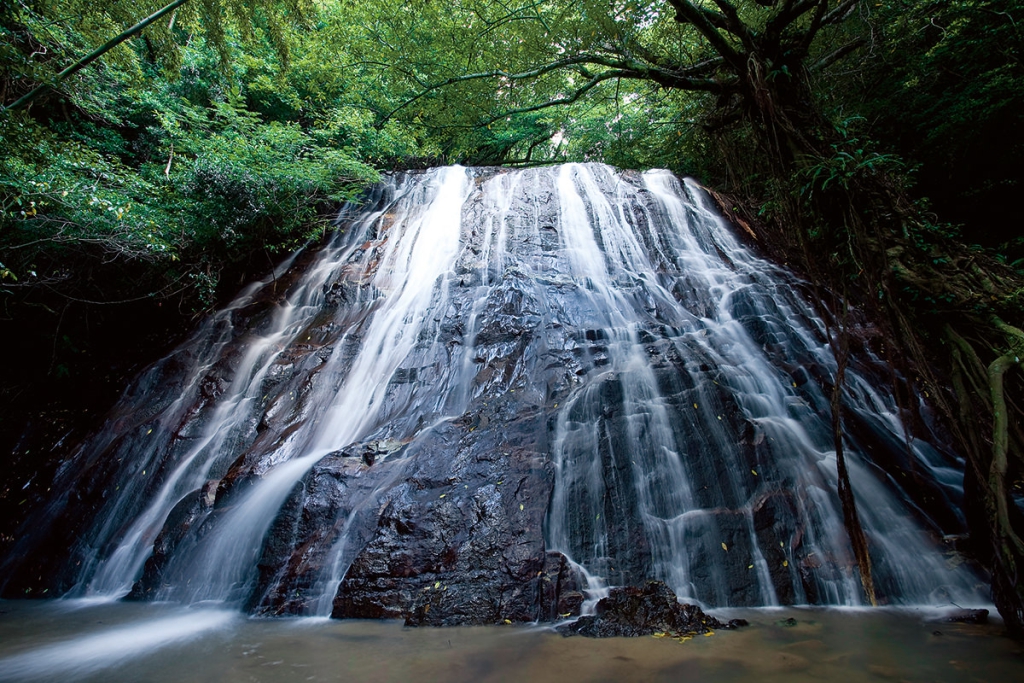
[320, 438, 407, 468]
[128, 489, 206, 600]
[557, 581, 743, 638]
[328, 410, 577, 626]
[200, 480, 219, 509]
[943, 608, 989, 624]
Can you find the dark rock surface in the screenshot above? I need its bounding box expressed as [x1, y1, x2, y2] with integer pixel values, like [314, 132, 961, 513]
[942, 608, 989, 624]
[558, 581, 747, 637]
[329, 409, 573, 625]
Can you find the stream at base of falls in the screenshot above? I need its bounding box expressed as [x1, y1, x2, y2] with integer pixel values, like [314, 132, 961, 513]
[0, 600, 1020, 683]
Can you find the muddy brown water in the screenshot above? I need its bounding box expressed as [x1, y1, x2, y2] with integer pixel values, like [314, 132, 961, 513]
[0, 601, 1021, 682]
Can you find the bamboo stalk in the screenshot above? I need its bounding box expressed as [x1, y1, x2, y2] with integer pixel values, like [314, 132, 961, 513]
[3, 0, 192, 112]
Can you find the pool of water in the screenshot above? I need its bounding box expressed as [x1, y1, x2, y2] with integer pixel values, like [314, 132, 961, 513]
[0, 601, 1021, 682]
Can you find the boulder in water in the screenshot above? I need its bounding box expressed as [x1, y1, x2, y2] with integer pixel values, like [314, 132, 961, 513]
[942, 608, 989, 624]
[557, 581, 747, 638]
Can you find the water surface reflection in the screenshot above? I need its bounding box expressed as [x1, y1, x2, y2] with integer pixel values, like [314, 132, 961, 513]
[1, 601, 1021, 682]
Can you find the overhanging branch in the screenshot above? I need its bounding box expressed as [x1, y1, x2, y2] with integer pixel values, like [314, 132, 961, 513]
[383, 50, 724, 128]
[710, 0, 757, 51]
[476, 70, 631, 127]
[765, 0, 822, 41]
[822, 0, 863, 28]
[811, 37, 867, 71]
[4, 0, 192, 111]
[667, 0, 746, 71]
[380, 54, 629, 124]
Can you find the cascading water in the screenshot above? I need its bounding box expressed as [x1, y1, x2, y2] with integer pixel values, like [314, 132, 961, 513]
[0, 164, 985, 621]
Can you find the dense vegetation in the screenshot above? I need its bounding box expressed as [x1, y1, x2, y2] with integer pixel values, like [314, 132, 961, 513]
[2, 0, 1023, 632]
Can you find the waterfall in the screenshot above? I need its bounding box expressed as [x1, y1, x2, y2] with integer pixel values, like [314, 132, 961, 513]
[0, 164, 985, 618]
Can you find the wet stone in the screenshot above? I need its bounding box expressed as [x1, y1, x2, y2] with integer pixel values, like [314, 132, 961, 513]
[557, 581, 746, 638]
[942, 608, 989, 624]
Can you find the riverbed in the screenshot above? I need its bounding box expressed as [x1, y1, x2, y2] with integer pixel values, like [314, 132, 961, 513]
[0, 601, 1020, 682]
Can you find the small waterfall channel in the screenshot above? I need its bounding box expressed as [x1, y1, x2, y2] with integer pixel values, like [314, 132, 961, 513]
[0, 164, 985, 622]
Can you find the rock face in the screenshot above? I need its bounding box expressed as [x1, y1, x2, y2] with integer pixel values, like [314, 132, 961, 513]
[326, 412, 577, 625]
[247, 400, 584, 622]
[558, 581, 745, 638]
[0, 164, 986, 621]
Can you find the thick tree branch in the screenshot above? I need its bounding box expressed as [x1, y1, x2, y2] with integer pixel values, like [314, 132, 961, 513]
[667, 0, 746, 71]
[379, 54, 642, 123]
[476, 71, 623, 126]
[473, 66, 722, 127]
[765, 0, 822, 41]
[710, 0, 757, 51]
[4, 0, 192, 111]
[385, 48, 725, 127]
[799, 0, 831, 52]
[988, 350, 1024, 559]
[801, 0, 861, 50]
[811, 36, 867, 71]
[822, 0, 862, 28]
[625, 39, 726, 77]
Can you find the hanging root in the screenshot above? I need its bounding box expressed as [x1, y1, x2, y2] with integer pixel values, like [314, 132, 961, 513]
[944, 317, 1024, 634]
[989, 353, 1024, 549]
[830, 319, 877, 605]
[988, 318, 1024, 561]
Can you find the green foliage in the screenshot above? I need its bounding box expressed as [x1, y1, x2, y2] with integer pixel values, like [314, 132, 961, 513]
[1, 111, 172, 260]
[845, 0, 1024, 248]
[159, 94, 378, 251]
[5, 0, 1016, 304]
[0, 1, 380, 312]
[797, 119, 904, 200]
